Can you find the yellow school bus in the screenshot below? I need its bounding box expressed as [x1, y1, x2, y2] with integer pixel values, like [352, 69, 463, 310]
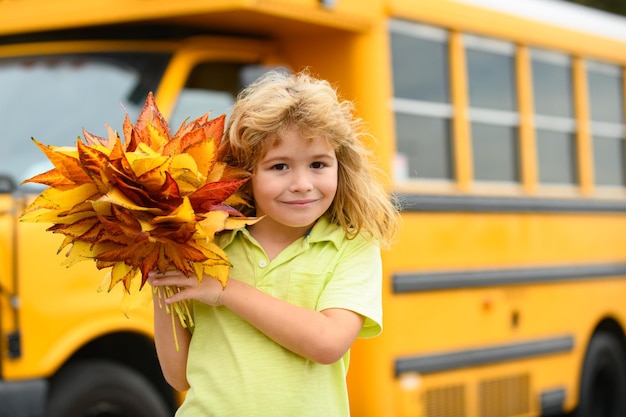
[1, 0, 626, 416]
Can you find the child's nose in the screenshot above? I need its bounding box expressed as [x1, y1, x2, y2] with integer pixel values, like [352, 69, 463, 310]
[289, 170, 313, 192]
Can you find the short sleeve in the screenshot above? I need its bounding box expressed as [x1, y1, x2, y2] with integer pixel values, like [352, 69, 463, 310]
[316, 236, 383, 338]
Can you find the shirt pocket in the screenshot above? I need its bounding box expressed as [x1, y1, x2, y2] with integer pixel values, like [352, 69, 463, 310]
[287, 272, 330, 310]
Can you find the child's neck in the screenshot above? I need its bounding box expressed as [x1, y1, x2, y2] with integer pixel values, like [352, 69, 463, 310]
[248, 221, 312, 261]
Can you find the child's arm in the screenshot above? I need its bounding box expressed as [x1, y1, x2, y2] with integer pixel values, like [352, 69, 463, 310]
[151, 272, 365, 364]
[151, 286, 192, 391]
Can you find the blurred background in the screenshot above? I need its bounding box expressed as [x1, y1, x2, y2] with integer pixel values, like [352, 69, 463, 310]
[1, 1, 626, 416]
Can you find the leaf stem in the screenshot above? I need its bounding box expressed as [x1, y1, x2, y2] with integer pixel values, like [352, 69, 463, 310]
[154, 285, 194, 351]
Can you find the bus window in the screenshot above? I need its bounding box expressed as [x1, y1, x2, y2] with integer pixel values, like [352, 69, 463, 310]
[170, 63, 289, 131]
[0, 53, 169, 188]
[394, 113, 453, 180]
[531, 49, 578, 185]
[390, 20, 453, 182]
[170, 62, 244, 130]
[587, 60, 626, 187]
[465, 34, 519, 183]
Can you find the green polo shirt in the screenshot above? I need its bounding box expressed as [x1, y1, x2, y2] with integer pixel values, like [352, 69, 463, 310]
[176, 216, 383, 417]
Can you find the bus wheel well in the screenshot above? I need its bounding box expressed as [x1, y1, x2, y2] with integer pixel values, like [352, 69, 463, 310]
[58, 331, 175, 412]
[592, 318, 626, 349]
[575, 318, 626, 417]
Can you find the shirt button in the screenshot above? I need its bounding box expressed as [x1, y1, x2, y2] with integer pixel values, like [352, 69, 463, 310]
[258, 260, 267, 268]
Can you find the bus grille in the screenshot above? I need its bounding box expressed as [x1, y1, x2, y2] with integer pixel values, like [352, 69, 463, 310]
[479, 374, 530, 417]
[424, 384, 466, 417]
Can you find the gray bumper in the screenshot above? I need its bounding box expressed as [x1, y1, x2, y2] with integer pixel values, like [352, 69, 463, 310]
[0, 378, 47, 417]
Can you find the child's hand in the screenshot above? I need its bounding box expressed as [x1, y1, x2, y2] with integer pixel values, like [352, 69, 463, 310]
[148, 270, 225, 306]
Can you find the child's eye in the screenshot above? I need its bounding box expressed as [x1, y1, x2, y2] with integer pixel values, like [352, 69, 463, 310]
[272, 163, 288, 171]
[311, 161, 325, 169]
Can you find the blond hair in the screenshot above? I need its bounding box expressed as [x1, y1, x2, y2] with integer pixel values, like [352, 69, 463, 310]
[221, 70, 399, 246]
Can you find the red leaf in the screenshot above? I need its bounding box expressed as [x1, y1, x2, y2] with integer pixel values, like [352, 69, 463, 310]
[203, 114, 225, 148]
[97, 205, 142, 238]
[163, 241, 207, 275]
[82, 128, 109, 147]
[77, 140, 109, 175]
[157, 171, 182, 202]
[189, 178, 249, 213]
[162, 126, 206, 156]
[152, 222, 196, 244]
[108, 135, 129, 171]
[123, 113, 138, 152]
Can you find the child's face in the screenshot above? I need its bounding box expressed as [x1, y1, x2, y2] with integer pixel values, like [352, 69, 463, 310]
[252, 127, 338, 233]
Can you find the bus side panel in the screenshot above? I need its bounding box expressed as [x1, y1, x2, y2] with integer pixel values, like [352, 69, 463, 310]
[363, 210, 626, 416]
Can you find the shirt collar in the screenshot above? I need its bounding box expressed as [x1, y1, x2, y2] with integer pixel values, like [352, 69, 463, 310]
[217, 215, 344, 249]
[306, 215, 344, 248]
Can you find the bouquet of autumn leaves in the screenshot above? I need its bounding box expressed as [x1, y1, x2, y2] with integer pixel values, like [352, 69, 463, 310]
[20, 93, 255, 330]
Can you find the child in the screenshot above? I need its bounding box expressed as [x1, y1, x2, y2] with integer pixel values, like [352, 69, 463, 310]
[150, 70, 399, 416]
